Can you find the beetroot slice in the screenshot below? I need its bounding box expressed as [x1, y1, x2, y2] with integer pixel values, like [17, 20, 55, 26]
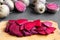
[15, 1, 26, 12]
[45, 27, 56, 34]
[16, 19, 28, 25]
[34, 20, 41, 27]
[31, 27, 38, 34]
[37, 26, 47, 31]
[43, 21, 52, 27]
[24, 22, 35, 31]
[9, 23, 23, 37]
[37, 28, 46, 35]
[22, 30, 31, 36]
[37, 26, 47, 35]
[38, 30, 46, 35]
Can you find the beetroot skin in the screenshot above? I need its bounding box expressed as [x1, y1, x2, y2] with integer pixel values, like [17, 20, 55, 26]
[15, 1, 26, 12]
[5, 19, 56, 37]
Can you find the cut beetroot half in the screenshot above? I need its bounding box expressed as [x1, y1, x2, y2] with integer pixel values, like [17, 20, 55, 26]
[46, 3, 59, 11]
[34, 19, 41, 27]
[16, 19, 28, 25]
[42, 21, 52, 27]
[9, 23, 23, 37]
[45, 27, 56, 34]
[24, 22, 35, 31]
[15, 1, 26, 12]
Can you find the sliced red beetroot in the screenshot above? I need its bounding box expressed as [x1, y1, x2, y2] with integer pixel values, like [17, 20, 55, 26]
[31, 27, 38, 34]
[22, 30, 32, 36]
[15, 1, 26, 12]
[9, 23, 23, 37]
[16, 19, 28, 25]
[24, 22, 35, 31]
[43, 21, 52, 27]
[45, 27, 56, 34]
[34, 20, 41, 27]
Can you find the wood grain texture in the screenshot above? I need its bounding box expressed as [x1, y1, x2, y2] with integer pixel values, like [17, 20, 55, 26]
[0, 21, 60, 40]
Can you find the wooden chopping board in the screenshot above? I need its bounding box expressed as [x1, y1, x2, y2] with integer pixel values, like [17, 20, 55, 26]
[0, 21, 60, 40]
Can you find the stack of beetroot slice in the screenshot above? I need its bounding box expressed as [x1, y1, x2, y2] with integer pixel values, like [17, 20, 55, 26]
[5, 19, 56, 37]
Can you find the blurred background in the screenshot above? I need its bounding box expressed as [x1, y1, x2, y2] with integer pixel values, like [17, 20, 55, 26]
[0, 0, 60, 28]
